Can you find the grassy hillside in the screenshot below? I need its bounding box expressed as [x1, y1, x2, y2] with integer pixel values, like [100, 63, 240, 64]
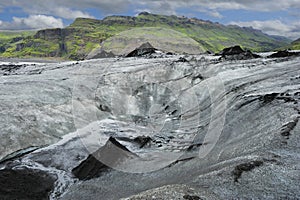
[0, 31, 36, 55]
[0, 12, 292, 60]
[99, 27, 205, 56]
[277, 38, 300, 51]
[290, 38, 300, 50]
[70, 13, 291, 52]
[0, 31, 35, 41]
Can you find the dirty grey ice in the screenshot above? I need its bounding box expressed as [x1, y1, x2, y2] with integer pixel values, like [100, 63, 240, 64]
[0, 54, 299, 199]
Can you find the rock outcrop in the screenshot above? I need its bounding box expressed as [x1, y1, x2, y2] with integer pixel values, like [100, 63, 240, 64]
[217, 45, 261, 60]
[0, 168, 56, 200]
[268, 50, 300, 58]
[126, 42, 157, 57]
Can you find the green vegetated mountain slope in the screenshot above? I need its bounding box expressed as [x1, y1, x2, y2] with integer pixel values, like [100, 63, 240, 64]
[0, 31, 36, 55]
[290, 38, 300, 50]
[97, 27, 205, 56]
[0, 12, 292, 60]
[277, 37, 300, 51]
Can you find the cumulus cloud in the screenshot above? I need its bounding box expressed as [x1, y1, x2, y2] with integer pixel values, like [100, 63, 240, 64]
[0, 15, 64, 30]
[134, 1, 224, 18]
[194, 8, 223, 19]
[0, 0, 131, 18]
[0, 0, 300, 36]
[207, 10, 223, 18]
[54, 7, 94, 19]
[1, 0, 300, 20]
[1, 0, 300, 16]
[229, 20, 300, 39]
[134, 1, 177, 16]
[130, 0, 300, 13]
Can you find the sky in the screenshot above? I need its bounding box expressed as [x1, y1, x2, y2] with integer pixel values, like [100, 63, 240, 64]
[0, 0, 299, 39]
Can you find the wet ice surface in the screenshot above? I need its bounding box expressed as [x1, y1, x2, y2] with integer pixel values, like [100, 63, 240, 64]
[0, 54, 300, 199]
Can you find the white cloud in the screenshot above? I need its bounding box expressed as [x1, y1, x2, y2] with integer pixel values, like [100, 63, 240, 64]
[208, 10, 223, 19]
[1, 1, 300, 21]
[54, 7, 94, 19]
[229, 20, 300, 39]
[0, 0, 131, 18]
[131, 0, 300, 13]
[0, 0, 299, 37]
[133, 1, 177, 16]
[1, 0, 300, 16]
[0, 15, 64, 30]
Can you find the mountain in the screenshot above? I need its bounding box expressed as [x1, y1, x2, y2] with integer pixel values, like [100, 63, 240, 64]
[277, 37, 300, 51]
[0, 12, 292, 60]
[290, 38, 300, 50]
[0, 31, 35, 54]
[88, 27, 205, 58]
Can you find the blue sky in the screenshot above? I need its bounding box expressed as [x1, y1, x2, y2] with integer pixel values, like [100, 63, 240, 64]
[0, 0, 299, 39]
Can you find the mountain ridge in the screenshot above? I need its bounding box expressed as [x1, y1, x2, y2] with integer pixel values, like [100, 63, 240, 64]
[0, 12, 293, 60]
[290, 38, 300, 49]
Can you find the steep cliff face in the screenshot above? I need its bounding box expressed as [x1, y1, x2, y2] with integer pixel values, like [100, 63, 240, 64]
[32, 28, 70, 57]
[0, 27, 104, 60]
[34, 28, 65, 40]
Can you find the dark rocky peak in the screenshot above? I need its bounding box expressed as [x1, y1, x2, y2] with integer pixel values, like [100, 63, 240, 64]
[126, 42, 157, 57]
[218, 45, 245, 55]
[217, 45, 261, 60]
[137, 42, 155, 49]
